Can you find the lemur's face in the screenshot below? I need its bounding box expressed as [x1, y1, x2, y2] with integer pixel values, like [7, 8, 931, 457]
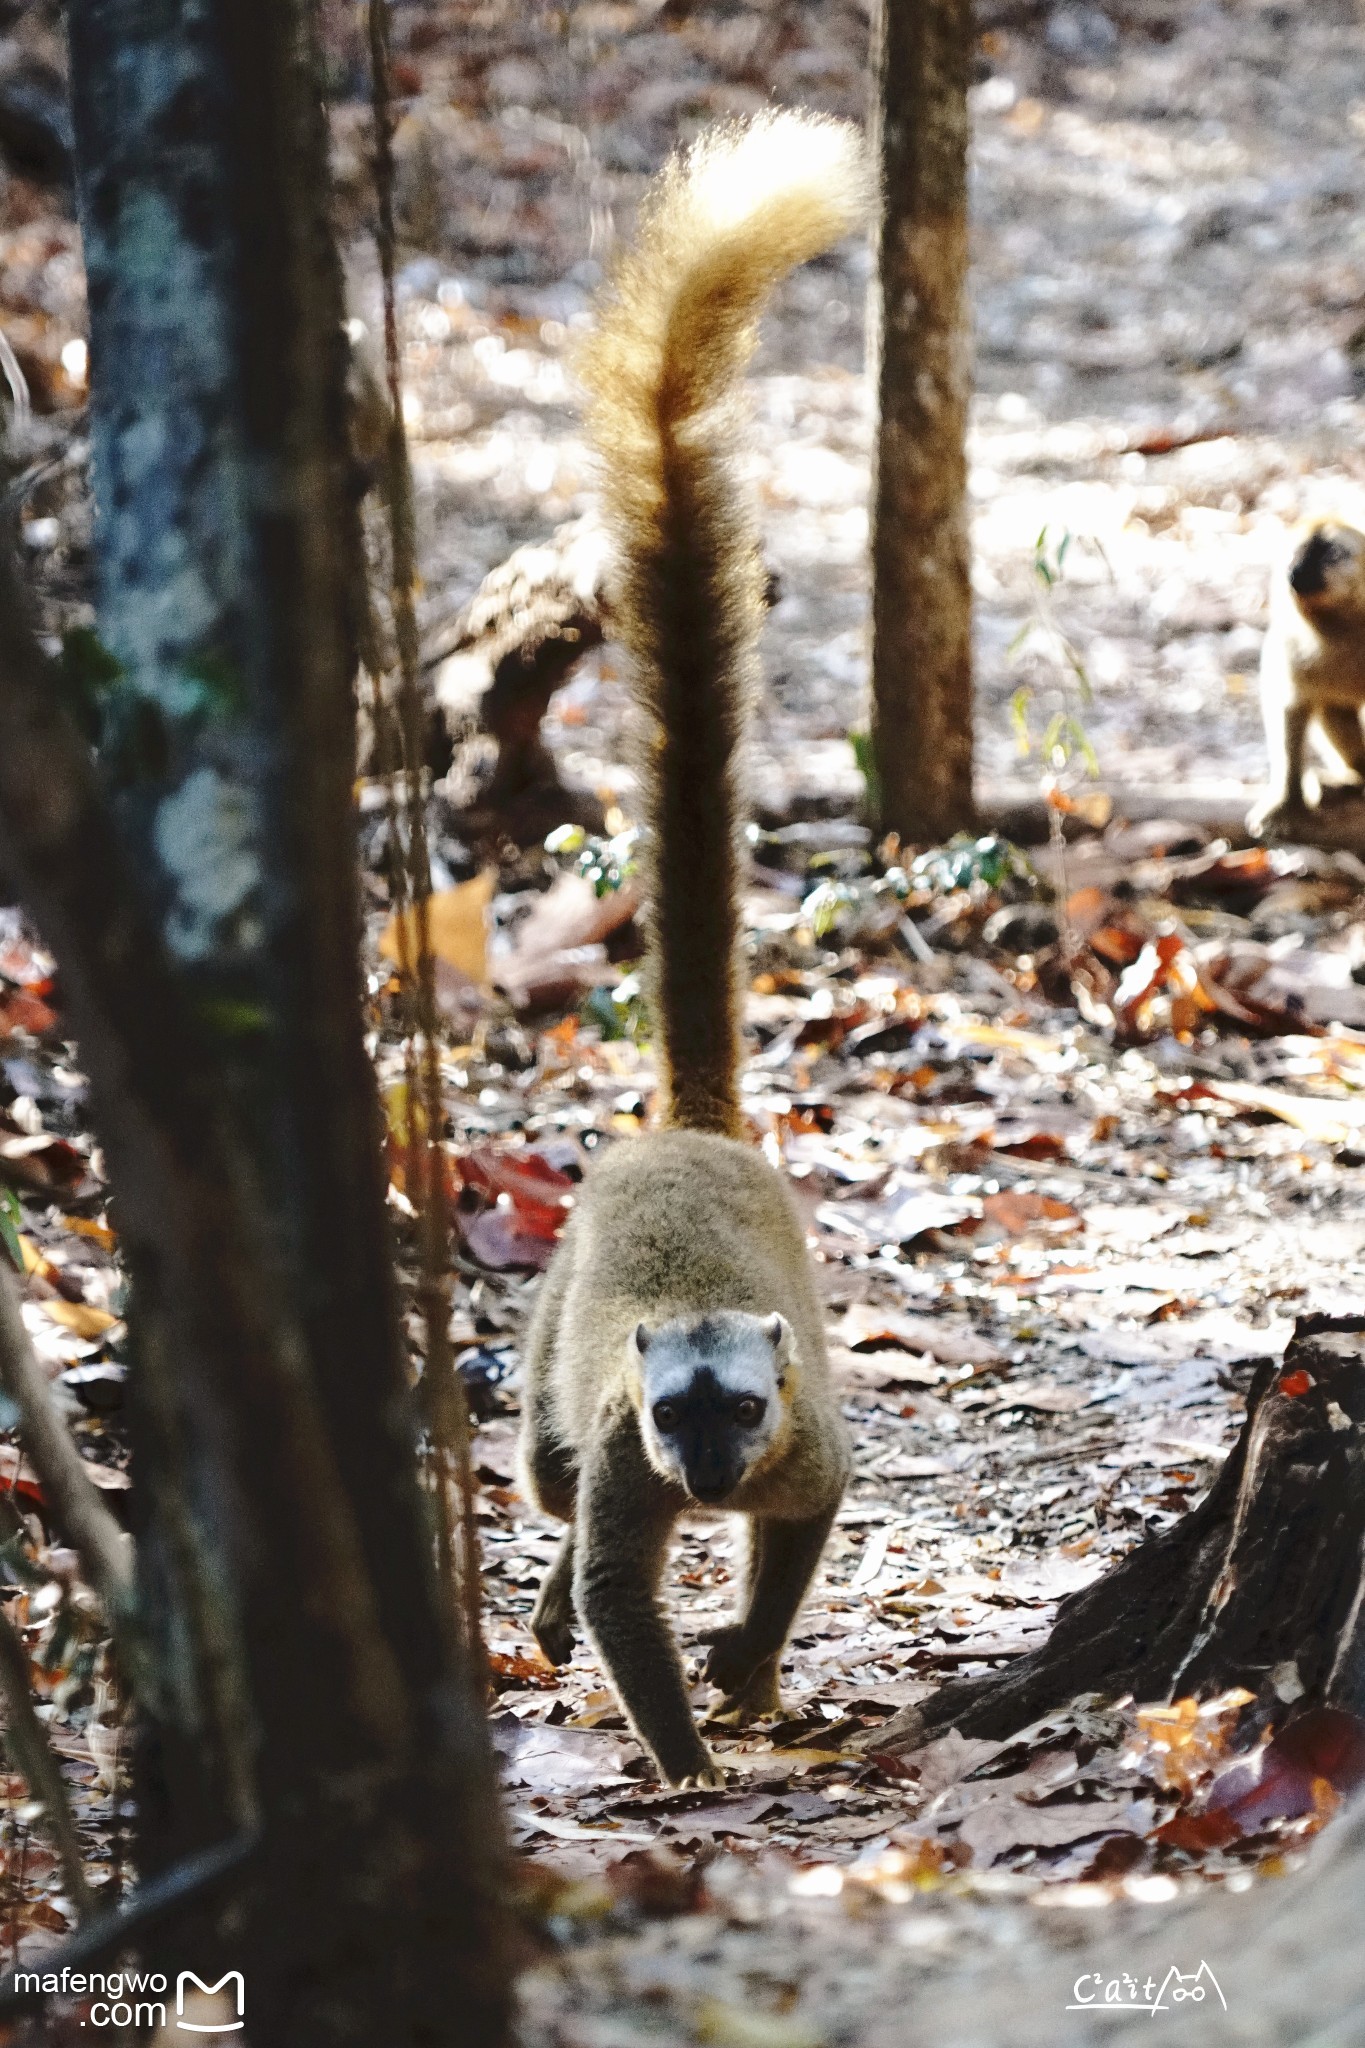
[1288, 522, 1365, 623]
[633, 1310, 792, 1504]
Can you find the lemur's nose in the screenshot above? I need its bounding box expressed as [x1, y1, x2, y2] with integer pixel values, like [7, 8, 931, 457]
[1290, 534, 1338, 598]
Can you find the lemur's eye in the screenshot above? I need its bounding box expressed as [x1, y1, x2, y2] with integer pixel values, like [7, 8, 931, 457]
[735, 1396, 766, 1427]
[652, 1401, 679, 1432]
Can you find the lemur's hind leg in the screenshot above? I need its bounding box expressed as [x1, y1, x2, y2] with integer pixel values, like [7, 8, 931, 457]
[532, 1528, 577, 1667]
[1318, 705, 1365, 784]
[708, 1651, 782, 1724]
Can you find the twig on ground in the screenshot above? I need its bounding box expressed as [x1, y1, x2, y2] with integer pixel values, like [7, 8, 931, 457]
[0, 1602, 94, 1918]
[0, 1258, 132, 1628]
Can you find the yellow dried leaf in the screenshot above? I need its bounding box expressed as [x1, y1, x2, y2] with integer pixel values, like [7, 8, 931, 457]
[379, 870, 495, 985]
[67, 1216, 117, 1252]
[697, 2002, 824, 2048]
[42, 1301, 119, 1339]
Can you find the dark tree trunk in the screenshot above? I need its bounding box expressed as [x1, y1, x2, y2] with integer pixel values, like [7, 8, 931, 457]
[18, 3, 517, 2040]
[868, 0, 975, 845]
[868, 1317, 1365, 1756]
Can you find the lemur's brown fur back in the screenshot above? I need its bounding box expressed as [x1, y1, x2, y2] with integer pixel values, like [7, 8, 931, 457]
[577, 115, 870, 1135]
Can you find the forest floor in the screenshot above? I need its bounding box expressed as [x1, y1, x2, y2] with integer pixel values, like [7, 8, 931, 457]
[4, 0, 1365, 2040]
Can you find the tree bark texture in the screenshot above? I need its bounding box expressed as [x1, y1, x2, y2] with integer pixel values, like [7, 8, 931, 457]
[37, 4, 513, 2041]
[868, 0, 975, 845]
[868, 1317, 1365, 1756]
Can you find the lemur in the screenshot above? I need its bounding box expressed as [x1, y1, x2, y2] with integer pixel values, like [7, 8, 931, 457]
[517, 112, 868, 1788]
[1248, 519, 1365, 837]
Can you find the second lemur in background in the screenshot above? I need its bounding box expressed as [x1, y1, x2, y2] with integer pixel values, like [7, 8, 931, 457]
[1249, 518, 1365, 836]
[518, 112, 869, 1787]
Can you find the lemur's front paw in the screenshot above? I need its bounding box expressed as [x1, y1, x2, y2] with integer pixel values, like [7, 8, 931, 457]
[531, 1607, 576, 1667]
[699, 1624, 765, 1697]
[532, 1618, 575, 1666]
[674, 1753, 727, 1790]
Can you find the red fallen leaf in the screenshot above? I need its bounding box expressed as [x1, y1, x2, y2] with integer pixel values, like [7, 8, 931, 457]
[1114, 929, 1218, 1039]
[865, 1751, 923, 1782]
[0, 989, 57, 1038]
[1154, 1808, 1242, 1852]
[1279, 1369, 1313, 1398]
[487, 1647, 560, 1690]
[606, 1847, 706, 1918]
[0, 1132, 89, 1192]
[450, 1146, 575, 1269]
[0, 1446, 45, 1510]
[981, 1190, 1082, 1238]
[452, 1146, 575, 1221]
[1275, 1705, 1365, 1788]
[994, 1130, 1069, 1162]
[1206, 1707, 1365, 1833]
[1090, 924, 1144, 968]
[1064, 885, 1113, 938]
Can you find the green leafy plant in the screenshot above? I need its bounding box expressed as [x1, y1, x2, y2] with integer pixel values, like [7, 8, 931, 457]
[908, 833, 1034, 898]
[545, 822, 639, 897]
[1008, 525, 1103, 789]
[581, 973, 648, 1042]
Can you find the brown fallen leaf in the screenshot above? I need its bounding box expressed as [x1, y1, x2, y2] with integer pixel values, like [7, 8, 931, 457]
[837, 1303, 1004, 1368]
[491, 873, 641, 1011]
[957, 1795, 1152, 1863]
[834, 1346, 946, 1391]
[979, 1190, 1083, 1240]
[490, 1715, 637, 1793]
[0, 1133, 90, 1193]
[992, 1383, 1090, 1415]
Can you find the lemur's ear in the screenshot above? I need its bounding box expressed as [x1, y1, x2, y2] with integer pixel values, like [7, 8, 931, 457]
[764, 1314, 793, 1360]
[632, 1322, 652, 1357]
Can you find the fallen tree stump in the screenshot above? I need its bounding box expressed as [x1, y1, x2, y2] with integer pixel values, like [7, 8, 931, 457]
[413, 517, 783, 841]
[422, 515, 612, 821]
[865, 1314, 1365, 1755]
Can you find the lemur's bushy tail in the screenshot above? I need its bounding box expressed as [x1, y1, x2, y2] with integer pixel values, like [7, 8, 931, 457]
[578, 112, 869, 1136]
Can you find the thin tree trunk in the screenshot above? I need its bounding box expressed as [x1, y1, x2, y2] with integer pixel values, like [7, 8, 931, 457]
[868, 0, 975, 845]
[39, 3, 514, 2039]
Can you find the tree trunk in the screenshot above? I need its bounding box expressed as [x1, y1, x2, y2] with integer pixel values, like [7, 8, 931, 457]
[868, 0, 975, 846]
[42, 4, 513, 2040]
[867, 1317, 1365, 1757]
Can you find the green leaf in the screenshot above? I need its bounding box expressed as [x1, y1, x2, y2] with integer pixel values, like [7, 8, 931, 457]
[545, 823, 586, 856]
[180, 648, 247, 719]
[1009, 685, 1033, 753]
[849, 726, 882, 819]
[0, 1187, 21, 1272]
[195, 995, 271, 1038]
